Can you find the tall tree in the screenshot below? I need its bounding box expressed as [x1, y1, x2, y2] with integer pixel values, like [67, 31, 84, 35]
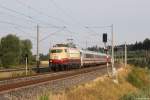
[1, 34, 21, 68]
[0, 40, 2, 67]
[20, 39, 32, 64]
[143, 38, 150, 50]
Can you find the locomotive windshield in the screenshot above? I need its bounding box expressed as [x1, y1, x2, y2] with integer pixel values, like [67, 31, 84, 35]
[51, 49, 63, 53]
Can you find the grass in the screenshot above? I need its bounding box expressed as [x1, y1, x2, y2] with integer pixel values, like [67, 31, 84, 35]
[127, 67, 150, 88]
[120, 86, 150, 100]
[120, 66, 150, 100]
[0, 70, 36, 80]
[39, 95, 49, 100]
[39, 65, 141, 100]
[11, 70, 36, 78]
[39, 65, 150, 100]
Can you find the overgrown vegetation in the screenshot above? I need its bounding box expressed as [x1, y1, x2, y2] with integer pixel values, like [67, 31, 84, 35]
[121, 67, 150, 100]
[0, 34, 33, 68]
[39, 65, 135, 100]
[120, 87, 150, 100]
[39, 95, 49, 100]
[128, 58, 150, 69]
[39, 65, 150, 100]
[0, 34, 50, 68]
[11, 70, 35, 78]
[127, 67, 150, 88]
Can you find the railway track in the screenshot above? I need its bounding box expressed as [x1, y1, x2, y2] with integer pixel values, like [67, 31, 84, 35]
[0, 65, 109, 94]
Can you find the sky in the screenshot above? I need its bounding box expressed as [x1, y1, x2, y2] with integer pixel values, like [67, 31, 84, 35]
[0, 0, 150, 54]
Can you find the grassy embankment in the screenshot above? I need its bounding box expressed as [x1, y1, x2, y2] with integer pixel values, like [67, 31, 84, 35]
[0, 70, 36, 80]
[39, 65, 150, 100]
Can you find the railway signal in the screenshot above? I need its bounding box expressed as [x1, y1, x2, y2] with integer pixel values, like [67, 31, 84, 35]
[102, 33, 110, 76]
[103, 33, 108, 54]
[86, 25, 116, 81]
[103, 33, 107, 43]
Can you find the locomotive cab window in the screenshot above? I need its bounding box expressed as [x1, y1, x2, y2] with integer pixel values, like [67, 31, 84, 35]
[51, 49, 63, 53]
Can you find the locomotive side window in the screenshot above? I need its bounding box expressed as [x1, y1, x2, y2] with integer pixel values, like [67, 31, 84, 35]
[85, 54, 94, 58]
[64, 49, 67, 53]
[51, 49, 63, 53]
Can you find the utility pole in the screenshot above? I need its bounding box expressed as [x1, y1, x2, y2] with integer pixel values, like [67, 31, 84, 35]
[111, 24, 115, 75]
[86, 41, 87, 50]
[125, 42, 127, 67]
[36, 24, 40, 73]
[111, 24, 118, 84]
[102, 33, 110, 76]
[122, 48, 124, 63]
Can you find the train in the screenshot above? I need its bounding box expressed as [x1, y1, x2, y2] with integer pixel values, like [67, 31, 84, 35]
[49, 44, 111, 71]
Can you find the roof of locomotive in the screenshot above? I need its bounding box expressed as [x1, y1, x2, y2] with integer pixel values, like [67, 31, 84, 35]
[50, 43, 78, 50]
[50, 46, 79, 50]
[50, 46, 68, 50]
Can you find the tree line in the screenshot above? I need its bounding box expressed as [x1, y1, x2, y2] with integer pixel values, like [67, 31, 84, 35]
[87, 45, 104, 52]
[0, 34, 33, 68]
[87, 38, 150, 53]
[116, 38, 150, 51]
[127, 38, 150, 51]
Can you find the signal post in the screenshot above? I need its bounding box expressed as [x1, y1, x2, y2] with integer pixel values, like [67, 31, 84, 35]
[103, 33, 110, 76]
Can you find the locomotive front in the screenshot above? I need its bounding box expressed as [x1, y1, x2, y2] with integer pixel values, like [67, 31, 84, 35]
[49, 47, 69, 65]
[49, 46, 81, 71]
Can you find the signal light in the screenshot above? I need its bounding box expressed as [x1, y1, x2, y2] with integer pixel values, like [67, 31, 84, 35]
[103, 33, 107, 43]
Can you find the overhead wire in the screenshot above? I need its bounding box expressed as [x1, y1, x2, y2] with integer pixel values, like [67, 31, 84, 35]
[0, 4, 38, 23]
[0, 20, 37, 40]
[85, 26, 112, 42]
[0, 1, 110, 49]
[63, 28, 84, 47]
[85, 26, 103, 37]
[0, 20, 34, 29]
[0, 11, 36, 27]
[64, 27, 97, 44]
[48, 0, 75, 21]
[0, 9, 65, 29]
[49, 0, 113, 47]
[15, 0, 70, 26]
[39, 27, 65, 42]
[0, 1, 69, 53]
[49, 0, 84, 27]
[0, 3, 59, 27]
[48, 0, 102, 42]
[13, 26, 36, 40]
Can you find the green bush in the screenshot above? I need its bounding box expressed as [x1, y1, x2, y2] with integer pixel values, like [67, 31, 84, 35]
[120, 86, 150, 100]
[39, 95, 49, 100]
[120, 93, 136, 100]
[128, 57, 150, 69]
[0, 60, 2, 68]
[121, 68, 150, 100]
[127, 68, 150, 88]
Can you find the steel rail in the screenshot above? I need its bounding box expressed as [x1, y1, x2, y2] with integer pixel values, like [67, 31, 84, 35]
[0, 65, 108, 93]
